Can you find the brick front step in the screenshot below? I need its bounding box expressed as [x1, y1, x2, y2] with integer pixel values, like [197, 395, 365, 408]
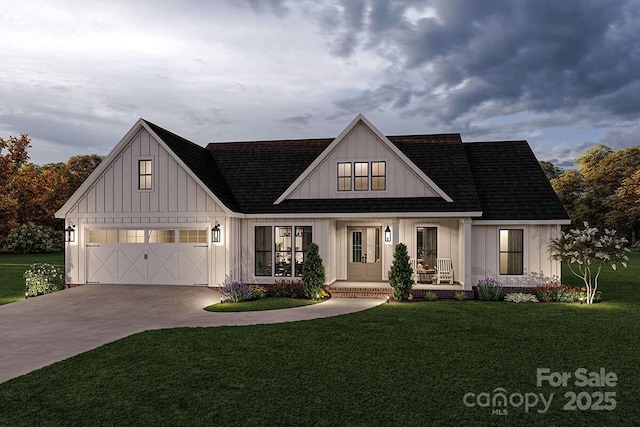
[327, 286, 474, 300]
[327, 287, 391, 299]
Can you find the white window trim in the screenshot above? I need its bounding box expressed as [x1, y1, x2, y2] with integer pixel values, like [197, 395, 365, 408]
[497, 227, 527, 277]
[135, 155, 155, 192]
[334, 159, 388, 195]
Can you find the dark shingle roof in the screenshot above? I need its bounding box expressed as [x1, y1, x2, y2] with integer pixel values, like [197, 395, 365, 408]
[464, 141, 569, 220]
[143, 120, 240, 212]
[145, 120, 568, 221]
[207, 134, 484, 214]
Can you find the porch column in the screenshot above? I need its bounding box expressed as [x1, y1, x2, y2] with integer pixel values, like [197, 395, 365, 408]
[392, 218, 400, 246]
[458, 218, 472, 290]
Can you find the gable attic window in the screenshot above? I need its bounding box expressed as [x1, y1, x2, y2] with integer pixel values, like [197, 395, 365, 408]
[371, 161, 386, 191]
[337, 162, 351, 191]
[138, 159, 153, 190]
[354, 162, 369, 191]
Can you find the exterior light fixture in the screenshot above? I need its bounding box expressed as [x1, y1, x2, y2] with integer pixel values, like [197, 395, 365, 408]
[65, 224, 76, 242]
[212, 222, 221, 243]
[384, 225, 392, 243]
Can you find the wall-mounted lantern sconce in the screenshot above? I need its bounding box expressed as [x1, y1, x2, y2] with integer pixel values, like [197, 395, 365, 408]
[384, 225, 392, 243]
[65, 224, 76, 243]
[212, 222, 221, 243]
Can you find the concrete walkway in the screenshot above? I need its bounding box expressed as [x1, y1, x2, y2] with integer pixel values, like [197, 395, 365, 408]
[0, 285, 381, 384]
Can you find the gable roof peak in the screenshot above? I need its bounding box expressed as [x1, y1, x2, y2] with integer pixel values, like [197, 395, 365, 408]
[273, 113, 454, 204]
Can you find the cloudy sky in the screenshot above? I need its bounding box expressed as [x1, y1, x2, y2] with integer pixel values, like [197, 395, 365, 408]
[1, 0, 639, 167]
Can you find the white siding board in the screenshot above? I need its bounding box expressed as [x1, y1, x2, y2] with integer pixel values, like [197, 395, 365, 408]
[122, 146, 132, 213]
[113, 156, 123, 213]
[470, 224, 561, 286]
[104, 166, 114, 213]
[285, 122, 442, 200]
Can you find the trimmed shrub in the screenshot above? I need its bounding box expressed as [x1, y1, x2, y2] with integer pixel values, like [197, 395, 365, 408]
[476, 277, 503, 301]
[3, 222, 64, 253]
[250, 285, 267, 300]
[534, 284, 603, 303]
[534, 284, 556, 302]
[302, 243, 326, 299]
[424, 291, 438, 301]
[504, 293, 539, 303]
[454, 291, 467, 301]
[24, 263, 64, 297]
[220, 281, 253, 302]
[267, 279, 306, 298]
[389, 243, 413, 301]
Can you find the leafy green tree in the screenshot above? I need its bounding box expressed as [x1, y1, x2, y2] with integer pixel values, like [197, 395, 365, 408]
[302, 243, 326, 299]
[0, 134, 31, 240]
[551, 144, 640, 245]
[539, 160, 563, 180]
[389, 243, 413, 301]
[551, 169, 585, 225]
[65, 154, 104, 197]
[606, 169, 640, 246]
[0, 133, 103, 244]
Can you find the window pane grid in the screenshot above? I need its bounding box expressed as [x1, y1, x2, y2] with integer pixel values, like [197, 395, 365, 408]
[337, 162, 351, 191]
[371, 161, 386, 190]
[254, 226, 312, 277]
[179, 230, 207, 243]
[354, 162, 368, 191]
[118, 230, 145, 243]
[148, 230, 176, 243]
[89, 229, 115, 244]
[138, 159, 152, 190]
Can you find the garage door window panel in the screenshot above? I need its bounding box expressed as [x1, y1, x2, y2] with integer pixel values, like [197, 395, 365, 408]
[179, 230, 207, 244]
[148, 230, 176, 243]
[89, 229, 116, 244]
[118, 230, 145, 243]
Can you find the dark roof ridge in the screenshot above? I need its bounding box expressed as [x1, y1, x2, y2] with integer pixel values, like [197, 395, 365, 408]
[142, 119, 240, 212]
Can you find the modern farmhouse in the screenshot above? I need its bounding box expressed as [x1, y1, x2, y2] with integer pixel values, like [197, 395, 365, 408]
[55, 114, 570, 291]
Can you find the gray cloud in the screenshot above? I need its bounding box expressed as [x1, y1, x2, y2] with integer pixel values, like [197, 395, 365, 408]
[281, 114, 314, 126]
[322, 0, 640, 133]
[3, 0, 639, 168]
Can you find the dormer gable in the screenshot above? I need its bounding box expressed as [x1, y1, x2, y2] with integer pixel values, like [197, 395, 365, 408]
[275, 114, 453, 204]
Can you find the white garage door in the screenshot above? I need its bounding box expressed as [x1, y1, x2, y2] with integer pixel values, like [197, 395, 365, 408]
[86, 229, 208, 285]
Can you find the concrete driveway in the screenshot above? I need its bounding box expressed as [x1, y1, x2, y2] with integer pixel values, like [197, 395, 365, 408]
[0, 285, 381, 384]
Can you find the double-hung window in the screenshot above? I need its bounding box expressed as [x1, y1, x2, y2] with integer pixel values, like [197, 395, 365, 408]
[138, 159, 153, 190]
[337, 162, 351, 191]
[499, 229, 524, 275]
[337, 161, 386, 192]
[371, 161, 386, 191]
[354, 162, 369, 191]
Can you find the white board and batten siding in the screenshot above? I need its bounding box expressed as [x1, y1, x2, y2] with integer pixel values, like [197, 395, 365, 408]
[399, 218, 463, 282]
[286, 122, 439, 200]
[64, 128, 228, 286]
[471, 224, 562, 286]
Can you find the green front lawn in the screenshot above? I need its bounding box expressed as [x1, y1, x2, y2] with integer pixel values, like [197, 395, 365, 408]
[0, 253, 638, 426]
[0, 252, 64, 305]
[205, 297, 321, 312]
